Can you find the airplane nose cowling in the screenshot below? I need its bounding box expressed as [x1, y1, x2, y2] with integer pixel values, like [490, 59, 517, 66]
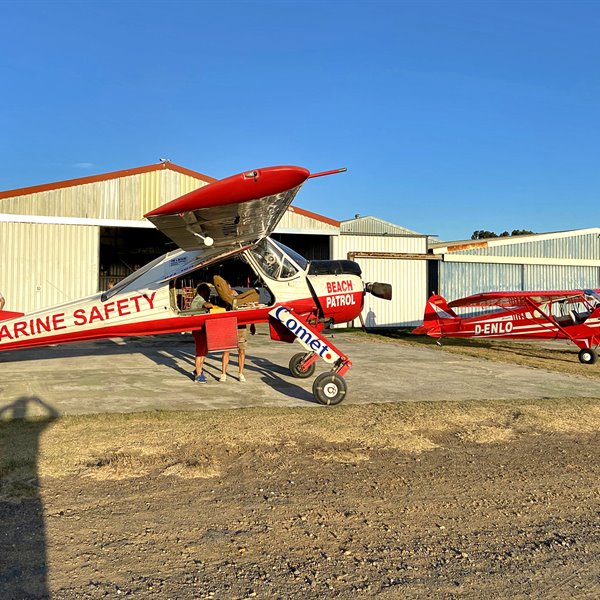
[365, 282, 392, 301]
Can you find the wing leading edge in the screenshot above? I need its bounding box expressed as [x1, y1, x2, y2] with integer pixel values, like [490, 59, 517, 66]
[447, 290, 597, 309]
[145, 166, 311, 252]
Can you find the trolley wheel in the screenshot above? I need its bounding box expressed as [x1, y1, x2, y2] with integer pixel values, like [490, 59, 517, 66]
[578, 348, 598, 365]
[289, 352, 316, 378]
[312, 372, 347, 406]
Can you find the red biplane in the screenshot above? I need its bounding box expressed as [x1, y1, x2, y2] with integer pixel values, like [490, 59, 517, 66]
[413, 290, 600, 364]
[0, 165, 391, 405]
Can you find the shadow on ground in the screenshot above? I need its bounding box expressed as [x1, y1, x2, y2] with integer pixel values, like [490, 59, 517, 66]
[0, 396, 59, 600]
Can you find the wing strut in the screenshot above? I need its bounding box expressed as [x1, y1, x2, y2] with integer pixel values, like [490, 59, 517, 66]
[524, 298, 575, 340]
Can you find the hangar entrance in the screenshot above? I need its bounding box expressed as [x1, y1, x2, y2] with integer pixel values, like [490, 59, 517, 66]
[98, 227, 175, 291]
[98, 226, 258, 294]
[98, 228, 332, 292]
[271, 233, 331, 260]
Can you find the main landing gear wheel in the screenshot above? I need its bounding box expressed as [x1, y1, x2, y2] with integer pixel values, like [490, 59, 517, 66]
[312, 372, 347, 406]
[578, 348, 598, 365]
[289, 352, 316, 379]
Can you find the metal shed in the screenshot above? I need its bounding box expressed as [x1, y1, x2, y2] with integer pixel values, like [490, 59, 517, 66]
[0, 163, 338, 313]
[430, 229, 600, 304]
[331, 216, 430, 328]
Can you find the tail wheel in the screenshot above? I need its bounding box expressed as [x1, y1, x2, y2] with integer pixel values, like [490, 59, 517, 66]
[312, 372, 347, 406]
[578, 348, 598, 365]
[289, 352, 316, 378]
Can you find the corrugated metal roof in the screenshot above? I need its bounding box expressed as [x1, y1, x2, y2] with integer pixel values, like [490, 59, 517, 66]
[431, 228, 600, 253]
[0, 162, 216, 200]
[340, 215, 425, 237]
[0, 163, 339, 230]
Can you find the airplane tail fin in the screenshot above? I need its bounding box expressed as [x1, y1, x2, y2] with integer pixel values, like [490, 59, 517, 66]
[412, 294, 460, 337]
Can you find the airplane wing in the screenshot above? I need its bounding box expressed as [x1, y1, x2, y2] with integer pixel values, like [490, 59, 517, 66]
[447, 290, 591, 309]
[144, 166, 310, 252]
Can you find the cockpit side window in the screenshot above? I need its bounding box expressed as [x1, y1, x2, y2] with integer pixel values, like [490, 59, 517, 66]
[281, 258, 297, 279]
[249, 238, 302, 281]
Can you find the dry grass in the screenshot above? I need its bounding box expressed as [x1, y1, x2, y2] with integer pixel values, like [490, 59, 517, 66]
[1, 397, 600, 499]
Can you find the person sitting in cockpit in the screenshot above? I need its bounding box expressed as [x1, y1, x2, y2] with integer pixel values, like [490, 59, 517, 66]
[190, 283, 213, 313]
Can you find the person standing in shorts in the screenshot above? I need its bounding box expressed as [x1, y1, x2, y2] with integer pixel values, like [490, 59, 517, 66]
[220, 324, 255, 382]
[190, 283, 213, 383]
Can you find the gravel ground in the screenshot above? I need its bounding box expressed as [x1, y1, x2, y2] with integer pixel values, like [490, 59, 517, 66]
[1, 401, 599, 599]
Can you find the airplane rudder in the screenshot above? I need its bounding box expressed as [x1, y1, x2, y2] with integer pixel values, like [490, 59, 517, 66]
[424, 294, 458, 321]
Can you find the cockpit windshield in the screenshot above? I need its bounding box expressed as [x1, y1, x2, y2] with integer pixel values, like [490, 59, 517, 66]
[273, 240, 309, 271]
[248, 238, 307, 280]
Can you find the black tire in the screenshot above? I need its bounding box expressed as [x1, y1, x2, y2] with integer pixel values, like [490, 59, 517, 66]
[289, 352, 316, 378]
[312, 372, 347, 406]
[578, 348, 598, 365]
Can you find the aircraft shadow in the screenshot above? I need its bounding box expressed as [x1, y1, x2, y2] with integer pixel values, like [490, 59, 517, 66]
[191, 351, 316, 403]
[0, 335, 195, 365]
[247, 355, 317, 404]
[408, 334, 578, 365]
[146, 346, 196, 379]
[0, 336, 318, 404]
[0, 396, 59, 599]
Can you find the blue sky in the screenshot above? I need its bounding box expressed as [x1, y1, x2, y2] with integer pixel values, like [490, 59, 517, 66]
[1, 0, 599, 240]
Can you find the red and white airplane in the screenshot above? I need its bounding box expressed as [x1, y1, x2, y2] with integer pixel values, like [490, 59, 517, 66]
[413, 290, 600, 364]
[0, 165, 391, 405]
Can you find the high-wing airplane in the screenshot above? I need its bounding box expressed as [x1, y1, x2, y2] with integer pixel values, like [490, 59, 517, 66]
[0, 165, 391, 405]
[413, 290, 600, 364]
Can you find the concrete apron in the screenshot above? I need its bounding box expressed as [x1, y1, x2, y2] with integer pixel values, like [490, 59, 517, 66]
[1, 329, 600, 418]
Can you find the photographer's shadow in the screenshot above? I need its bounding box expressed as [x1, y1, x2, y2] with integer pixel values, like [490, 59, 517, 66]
[0, 396, 59, 600]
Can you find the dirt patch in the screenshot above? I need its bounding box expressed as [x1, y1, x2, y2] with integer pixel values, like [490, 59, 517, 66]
[1, 401, 600, 599]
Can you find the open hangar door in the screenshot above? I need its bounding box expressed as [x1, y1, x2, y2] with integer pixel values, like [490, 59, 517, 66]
[271, 233, 331, 260]
[99, 226, 176, 291]
[98, 225, 257, 294]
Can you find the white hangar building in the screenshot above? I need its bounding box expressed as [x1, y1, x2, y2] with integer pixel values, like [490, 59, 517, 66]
[333, 216, 429, 328]
[0, 163, 430, 327]
[430, 229, 600, 303]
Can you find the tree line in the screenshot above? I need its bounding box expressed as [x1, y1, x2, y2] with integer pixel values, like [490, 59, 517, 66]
[471, 229, 535, 240]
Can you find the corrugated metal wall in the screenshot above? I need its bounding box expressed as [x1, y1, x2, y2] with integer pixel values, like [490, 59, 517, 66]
[0, 222, 99, 313]
[276, 210, 338, 233]
[333, 233, 427, 256]
[449, 232, 600, 260]
[0, 169, 210, 313]
[332, 234, 429, 327]
[340, 216, 421, 236]
[439, 263, 523, 300]
[439, 234, 600, 300]
[523, 264, 599, 289]
[0, 170, 208, 219]
[358, 257, 427, 327]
